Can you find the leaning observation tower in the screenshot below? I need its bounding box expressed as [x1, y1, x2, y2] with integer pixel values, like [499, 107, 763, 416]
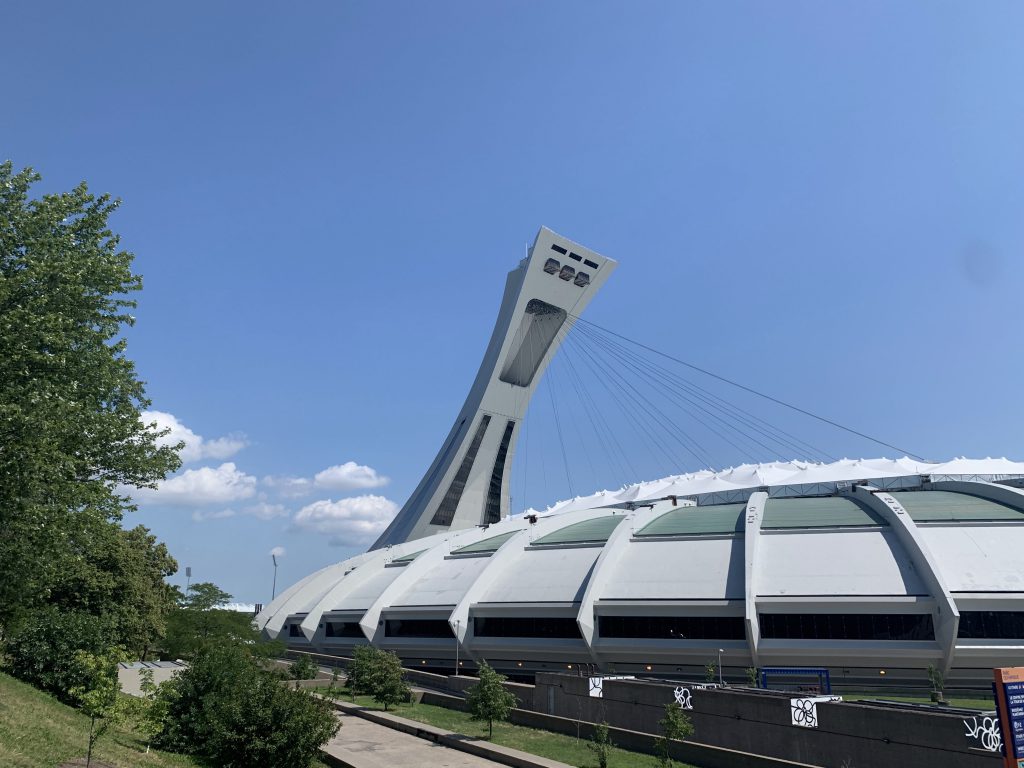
[255, 229, 1024, 687]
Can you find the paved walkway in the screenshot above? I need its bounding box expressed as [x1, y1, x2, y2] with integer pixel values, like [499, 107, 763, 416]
[322, 710, 506, 768]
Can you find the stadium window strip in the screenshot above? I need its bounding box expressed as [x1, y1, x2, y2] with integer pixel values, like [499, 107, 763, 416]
[384, 619, 455, 639]
[758, 613, 935, 641]
[473, 616, 583, 639]
[325, 621, 364, 638]
[550, 244, 567, 254]
[598, 615, 746, 640]
[958, 611, 1024, 639]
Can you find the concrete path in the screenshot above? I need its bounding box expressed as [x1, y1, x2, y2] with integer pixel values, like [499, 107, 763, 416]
[322, 709, 506, 768]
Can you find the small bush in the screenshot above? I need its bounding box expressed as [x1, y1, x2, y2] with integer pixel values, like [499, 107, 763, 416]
[655, 702, 695, 767]
[3, 607, 116, 702]
[290, 655, 318, 680]
[153, 641, 339, 767]
[587, 721, 613, 768]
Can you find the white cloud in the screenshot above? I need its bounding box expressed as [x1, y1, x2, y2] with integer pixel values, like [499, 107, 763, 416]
[293, 495, 398, 546]
[144, 410, 247, 464]
[262, 475, 313, 498]
[191, 508, 237, 522]
[190, 500, 287, 522]
[313, 462, 389, 491]
[269, 546, 286, 558]
[136, 462, 258, 506]
[245, 502, 288, 520]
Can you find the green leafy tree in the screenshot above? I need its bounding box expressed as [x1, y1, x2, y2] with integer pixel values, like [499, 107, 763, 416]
[587, 721, 613, 768]
[745, 666, 759, 688]
[0, 161, 181, 634]
[704, 660, 718, 683]
[161, 581, 259, 659]
[346, 645, 376, 697]
[131, 667, 170, 754]
[927, 663, 945, 702]
[154, 640, 339, 767]
[68, 647, 129, 767]
[466, 660, 518, 739]
[655, 702, 695, 768]
[367, 649, 409, 711]
[290, 655, 318, 681]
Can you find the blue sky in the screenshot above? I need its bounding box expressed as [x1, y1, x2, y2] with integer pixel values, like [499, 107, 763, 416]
[3, 2, 1022, 604]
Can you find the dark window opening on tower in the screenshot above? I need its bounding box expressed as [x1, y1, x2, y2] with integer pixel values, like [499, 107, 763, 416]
[430, 415, 491, 526]
[498, 299, 567, 387]
[484, 421, 516, 525]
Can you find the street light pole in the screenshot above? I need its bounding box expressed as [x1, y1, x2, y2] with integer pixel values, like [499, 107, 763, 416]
[454, 619, 460, 677]
[271, 554, 278, 600]
[718, 648, 724, 686]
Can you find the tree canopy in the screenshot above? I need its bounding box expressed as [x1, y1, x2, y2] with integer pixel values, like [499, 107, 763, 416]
[0, 160, 181, 643]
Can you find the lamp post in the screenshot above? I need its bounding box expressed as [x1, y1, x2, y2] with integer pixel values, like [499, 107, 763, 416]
[454, 619, 460, 677]
[271, 554, 278, 600]
[718, 648, 724, 686]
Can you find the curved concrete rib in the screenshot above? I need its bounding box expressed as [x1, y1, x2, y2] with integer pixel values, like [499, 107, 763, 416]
[358, 523, 526, 642]
[298, 549, 389, 640]
[851, 485, 959, 674]
[928, 478, 1024, 507]
[448, 507, 617, 659]
[258, 560, 357, 640]
[742, 491, 768, 667]
[575, 504, 668, 668]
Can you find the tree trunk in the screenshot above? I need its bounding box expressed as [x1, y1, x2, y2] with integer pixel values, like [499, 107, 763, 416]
[86, 716, 95, 767]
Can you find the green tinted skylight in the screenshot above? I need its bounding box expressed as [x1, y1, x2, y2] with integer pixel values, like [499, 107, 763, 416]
[390, 549, 426, 564]
[636, 504, 745, 537]
[888, 490, 1024, 523]
[451, 531, 519, 556]
[532, 515, 624, 546]
[762, 496, 886, 529]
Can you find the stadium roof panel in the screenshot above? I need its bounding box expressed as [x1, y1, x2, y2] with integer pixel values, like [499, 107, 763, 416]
[636, 503, 746, 537]
[532, 514, 624, 546]
[890, 490, 1024, 523]
[762, 496, 887, 529]
[450, 531, 519, 555]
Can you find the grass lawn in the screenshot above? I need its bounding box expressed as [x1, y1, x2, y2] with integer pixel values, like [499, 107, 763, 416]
[0, 671, 199, 768]
[323, 688, 696, 768]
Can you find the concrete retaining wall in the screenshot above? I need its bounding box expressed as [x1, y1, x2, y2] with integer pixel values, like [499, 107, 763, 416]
[534, 673, 1001, 768]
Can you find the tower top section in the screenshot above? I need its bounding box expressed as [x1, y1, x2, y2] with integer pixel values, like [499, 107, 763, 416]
[370, 227, 616, 550]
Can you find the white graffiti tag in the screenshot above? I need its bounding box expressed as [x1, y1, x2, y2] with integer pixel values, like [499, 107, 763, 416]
[964, 715, 1002, 753]
[673, 686, 693, 710]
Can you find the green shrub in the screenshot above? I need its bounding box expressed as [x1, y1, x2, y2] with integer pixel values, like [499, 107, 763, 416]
[3, 607, 116, 702]
[154, 641, 339, 767]
[587, 721, 613, 768]
[655, 702, 695, 767]
[290, 655, 318, 680]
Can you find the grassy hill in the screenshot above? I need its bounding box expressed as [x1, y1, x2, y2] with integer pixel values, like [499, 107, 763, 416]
[0, 671, 199, 768]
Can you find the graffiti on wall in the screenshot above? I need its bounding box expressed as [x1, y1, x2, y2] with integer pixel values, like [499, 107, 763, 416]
[790, 696, 842, 728]
[963, 715, 1002, 753]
